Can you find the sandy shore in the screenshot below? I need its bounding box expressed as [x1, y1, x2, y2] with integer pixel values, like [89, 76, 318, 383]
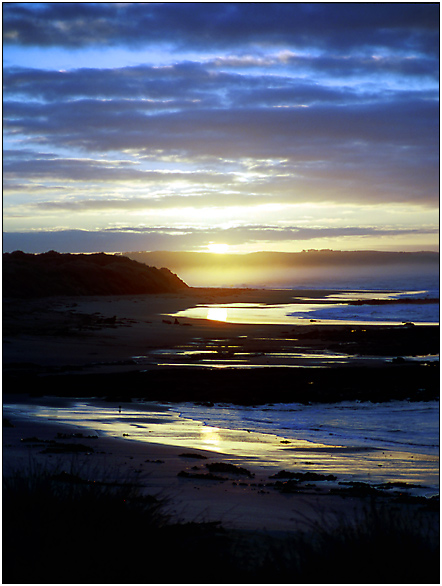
[3, 404, 437, 535]
[4, 412, 439, 585]
[3, 287, 438, 376]
[3, 288, 331, 374]
[3, 289, 439, 535]
[2, 412, 335, 532]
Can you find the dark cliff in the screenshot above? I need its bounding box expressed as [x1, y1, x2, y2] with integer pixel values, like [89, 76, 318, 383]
[3, 251, 189, 298]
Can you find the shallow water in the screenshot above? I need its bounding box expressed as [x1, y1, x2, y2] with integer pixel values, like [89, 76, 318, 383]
[4, 398, 439, 497]
[132, 347, 356, 369]
[172, 401, 439, 456]
[171, 286, 439, 326]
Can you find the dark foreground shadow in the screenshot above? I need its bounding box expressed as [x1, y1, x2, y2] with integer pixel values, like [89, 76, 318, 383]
[3, 466, 439, 584]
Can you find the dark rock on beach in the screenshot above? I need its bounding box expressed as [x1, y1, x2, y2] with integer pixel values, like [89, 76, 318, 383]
[177, 470, 227, 481]
[330, 482, 386, 498]
[21, 436, 46, 443]
[269, 470, 337, 481]
[206, 462, 254, 477]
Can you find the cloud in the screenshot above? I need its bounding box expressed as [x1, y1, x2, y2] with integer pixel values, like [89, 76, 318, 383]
[209, 52, 439, 84]
[3, 224, 438, 254]
[3, 3, 438, 255]
[4, 63, 232, 105]
[4, 91, 438, 206]
[3, 153, 232, 187]
[4, 3, 438, 56]
[5, 76, 437, 150]
[4, 57, 438, 106]
[183, 225, 440, 247]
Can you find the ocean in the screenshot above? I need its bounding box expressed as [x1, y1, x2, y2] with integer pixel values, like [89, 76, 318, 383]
[172, 273, 439, 326]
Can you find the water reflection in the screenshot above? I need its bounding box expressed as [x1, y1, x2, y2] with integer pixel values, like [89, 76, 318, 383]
[3, 400, 438, 496]
[171, 296, 438, 326]
[207, 307, 228, 322]
[132, 347, 354, 369]
[200, 425, 221, 447]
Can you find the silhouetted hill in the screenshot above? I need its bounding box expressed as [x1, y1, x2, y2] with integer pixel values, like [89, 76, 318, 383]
[3, 251, 188, 298]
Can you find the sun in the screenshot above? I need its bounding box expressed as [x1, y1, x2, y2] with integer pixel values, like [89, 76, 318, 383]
[207, 243, 229, 254]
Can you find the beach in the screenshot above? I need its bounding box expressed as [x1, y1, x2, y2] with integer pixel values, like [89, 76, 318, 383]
[3, 403, 375, 533]
[3, 286, 439, 374]
[3, 288, 439, 582]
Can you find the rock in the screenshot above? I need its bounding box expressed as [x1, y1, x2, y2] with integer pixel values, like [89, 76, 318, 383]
[272, 480, 303, 493]
[330, 481, 383, 497]
[206, 462, 254, 478]
[269, 470, 337, 482]
[177, 470, 227, 481]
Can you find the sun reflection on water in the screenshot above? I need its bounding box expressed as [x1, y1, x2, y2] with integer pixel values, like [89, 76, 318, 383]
[207, 307, 228, 322]
[200, 425, 221, 447]
[3, 400, 439, 495]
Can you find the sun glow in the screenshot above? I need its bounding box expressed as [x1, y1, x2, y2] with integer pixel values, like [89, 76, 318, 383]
[207, 243, 229, 254]
[207, 307, 228, 322]
[200, 425, 221, 447]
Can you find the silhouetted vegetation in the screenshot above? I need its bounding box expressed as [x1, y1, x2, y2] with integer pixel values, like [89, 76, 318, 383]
[3, 251, 188, 297]
[3, 465, 439, 583]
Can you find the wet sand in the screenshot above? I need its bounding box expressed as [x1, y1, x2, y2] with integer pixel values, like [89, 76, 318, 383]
[3, 289, 439, 535]
[1, 410, 359, 532]
[3, 288, 339, 372]
[3, 403, 438, 535]
[3, 287, 438, 377]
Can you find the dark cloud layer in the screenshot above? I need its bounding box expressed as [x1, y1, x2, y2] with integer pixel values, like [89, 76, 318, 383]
[4, 3, 438, 54]
[3, 3, 439, 253]
[4, 224, 438, 255]
[4, 91, 437, 205]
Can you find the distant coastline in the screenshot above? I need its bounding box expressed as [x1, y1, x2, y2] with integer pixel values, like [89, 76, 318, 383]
[3, 248, 438, 291]
[122, 249, 439, 288]
[123, 248, 439, 267]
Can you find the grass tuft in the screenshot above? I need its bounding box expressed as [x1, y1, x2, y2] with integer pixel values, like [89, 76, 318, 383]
[3, 464, 439, 584]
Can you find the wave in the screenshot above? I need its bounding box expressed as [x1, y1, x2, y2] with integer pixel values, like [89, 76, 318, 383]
[173, 400, 439, 457]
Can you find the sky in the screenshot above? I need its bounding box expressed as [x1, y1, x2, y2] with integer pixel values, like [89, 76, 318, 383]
[3, 2, 440, 254]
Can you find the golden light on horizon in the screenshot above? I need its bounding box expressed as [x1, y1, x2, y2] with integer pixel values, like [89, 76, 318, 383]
[207, 243, 229, 254]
